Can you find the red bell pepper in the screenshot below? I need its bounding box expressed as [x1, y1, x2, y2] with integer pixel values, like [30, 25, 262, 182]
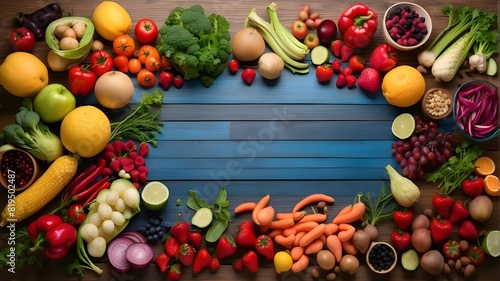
[338, 4, 378, 49]
[369, 43, 398, 72]
[27, 214, 77, 260]
[68, 64, 97, 96]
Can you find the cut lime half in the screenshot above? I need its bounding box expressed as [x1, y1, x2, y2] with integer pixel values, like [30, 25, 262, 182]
[141, 181, 169, 211]
[391, 113, 415, 139]
[482, 230, 500, 257]
[310, 45, 330, 65]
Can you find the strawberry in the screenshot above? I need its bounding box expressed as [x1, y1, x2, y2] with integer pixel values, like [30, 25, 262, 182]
[346, 75, 357, 89]
[164, 236, 181, 258]
[235, 220, 257, 247]
[461, 177, 484, 197]
[167, 263, 183, 281]
[155, 253, 170, 273]
[188, 231, 202, 249]
[178, 243, 195, 266]
[331, 59, 343, 74]
[335, 73, 347, 88]
[340, 44, 354, 62]
[348, 55, 365, 72]
[449, 200, 470, 224]
[442, 240, 461, 259]
[192, 248, 211, 273]
[430, 218, 453, 243]
[228, 59, 239, 74]
[159, 71, 174, 90]
[173, 75, 184, 89]
[232, 258, 243, 271]
[241, 68, 256, 85]
[215, 235, 237, 260]
[208, 256, 220, 271]
[357, 67, 381, 94]
[342, 67, 353, 76]
[390, 229, 411, 252]
[255, 234, 274, 260]
[393, 209, 413, 231]
[138, 142, 149, 157]
[330, 39, 343, 58]
[315, 64, 334, 83]
[432, 194, 454, 219]
[458, 220, 479, 242]
[171, 221, 190, 244]
[241, 250, 259, 273]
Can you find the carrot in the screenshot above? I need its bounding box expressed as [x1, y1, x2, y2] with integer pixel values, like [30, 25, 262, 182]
[299, 223, 326, 247]
[259, 224, 270, 233]
[269, 217, 295, 229]
[290, 246, 305, 261]
[341, 238, 358, 255]
[252, 194, 271, 225]
[337, 223, 355, 242]
[326, 235, 342, 262]
[293, 231, 307, 247]
[334, 204, 353, 219]
[234, 202, 256, 214]
[318, 234, 326, 244]
[268, 229, 283, 238]
[283, 221, 318, 237]
[256, 206, 275, 226]
[324, 223, 339, 236]
[297, 213, 327, 224]
[291, 254, 309, 273]
[304, 238, 324, 255]
[274, 234, 295, 249]
[292, 193, 335, 213]
[332, 201, 366, 224]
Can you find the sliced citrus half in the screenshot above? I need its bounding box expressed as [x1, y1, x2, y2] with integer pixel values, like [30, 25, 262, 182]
[484, 175, 500, 196]
[482, 230, 500, 257]
[141, 181, 169, 211]
[391, 113, 415, 139]
[474, 156, 496, 176]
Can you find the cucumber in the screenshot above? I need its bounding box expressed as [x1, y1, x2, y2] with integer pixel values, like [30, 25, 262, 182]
[486, 57, 498, 76]
[310, 45, 330, 65]
[401, 249, 420, 271]
[191, 207, 213, 228]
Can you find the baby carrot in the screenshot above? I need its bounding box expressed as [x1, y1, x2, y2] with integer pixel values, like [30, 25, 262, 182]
[290, 246, 305, 261]
[304, 238, 324, 255]
[292, 194, 335, 213]
[342, 238, 358, 255]
[276, 211, 306, 221]
[334, 204, 353, 219]
[337, 223, 355, 242]
[291, 254, 309, 273]
[332, 201, 366, 225]
[269, 217, 295, 229]
[324, 223, 339, 236]
[293, 231, 307, 247]
[297, 213, 327, 224]
[299, 223, 326, 247]
[259, 224, 270, 233]
[274, 234, 295, 249]
[268, 229, 283, 238]
[283, 221, 318, 237]
[326, 234, 342, 262]
[234, 202, 256, 214]
[256, 206, 275, 226]
[252, 194, 271, 225]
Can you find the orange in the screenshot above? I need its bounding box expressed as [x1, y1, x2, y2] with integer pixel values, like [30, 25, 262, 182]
[381, 65, 426, 107]
[60, 106, 111, 158]
[484, 175, 500, 196]
[474, 156, 496, 176]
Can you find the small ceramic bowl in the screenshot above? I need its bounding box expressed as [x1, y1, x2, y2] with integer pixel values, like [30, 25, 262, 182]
[383, 2, 432, 51]
[452, 80, 499, 142]
[0, 146, 39, 192]
[421, 88, 453, 120]
[366, 242, 398, 274]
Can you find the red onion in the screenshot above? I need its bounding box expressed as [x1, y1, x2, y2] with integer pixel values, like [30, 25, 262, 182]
[119, 231, 147, 243]
[107, 237, 135, 272]
[125, 242, 154, 269]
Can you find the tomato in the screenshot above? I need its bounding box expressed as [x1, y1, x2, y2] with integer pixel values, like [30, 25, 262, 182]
[159, 55, 172, 70]
[137, 69, 156, 87]
[9, 27, 35, 52]
[113, 55, 129, 73]
[128, 58, 142, 75]
[112, 34, 136, 58]
[145, 55, 161, 72]
[467, 245, 485, 265]
[67, 204, 86, 225]
[134, 18, 159, 45]
[89, 50, 114, 77]
[136, 44, 160, 64]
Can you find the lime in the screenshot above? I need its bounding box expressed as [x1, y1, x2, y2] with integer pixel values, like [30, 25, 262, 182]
[141, 181, 169, 211]
[482, 230, 500, 257]
[274, 251, 293, 273]
[310, 45, 330, 65]
[391, 113, 415, 139]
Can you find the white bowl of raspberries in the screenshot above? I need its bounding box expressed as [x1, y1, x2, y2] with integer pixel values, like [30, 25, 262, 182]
[383, 2, 432, 51]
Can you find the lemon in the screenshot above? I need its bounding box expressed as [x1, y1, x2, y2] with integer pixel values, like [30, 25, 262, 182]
[391, 113, 415, 139]
[92, 1, 132, 41]
[0, 52, 48, 97]
[382, 65, 426, 107]
[482, 230, 500, 257]
[274, 251, 293, 273]
[141, 181, 169, 211]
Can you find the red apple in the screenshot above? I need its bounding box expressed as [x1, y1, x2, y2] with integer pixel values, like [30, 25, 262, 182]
[304, 33, 320, 49]
[316, 19, 337, 44]
[291, 20, 308, 40]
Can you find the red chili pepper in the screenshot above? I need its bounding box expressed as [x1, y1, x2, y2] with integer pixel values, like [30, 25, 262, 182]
[78, 178, 112, 207]
[337, 3, 378, 49]
[72, 176, 110, 203]
[61, 163, 97, 202]
[68, 158, 107, 199]
[68, 64, 97, 96]
[27, 214, 77, 260]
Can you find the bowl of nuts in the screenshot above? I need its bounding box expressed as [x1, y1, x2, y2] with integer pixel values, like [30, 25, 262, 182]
[0, 145, 39, 192]
[421, 87, 452, 120]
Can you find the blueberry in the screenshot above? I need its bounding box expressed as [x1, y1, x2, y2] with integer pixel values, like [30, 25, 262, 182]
[156, 226, 163, 233]
[164, 222, 171, 229]
[420, 16, 426, 23]
[394, 7, 402, 14]
[138, 227, 146, 233]
[153, 234, 159, 240]
[147, 235, 154, 241]
[158, 231, 164, 238]
[149, 227, 156, 233]
[146, 223, 151, 229]
[158, 215, 164, 221]
[154, 219, 161, 226]
[403, 6, 411, 12]
[149, 218, 155, 224]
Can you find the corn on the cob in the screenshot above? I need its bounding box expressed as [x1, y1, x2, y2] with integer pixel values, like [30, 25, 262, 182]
[0, 155, 78, 227]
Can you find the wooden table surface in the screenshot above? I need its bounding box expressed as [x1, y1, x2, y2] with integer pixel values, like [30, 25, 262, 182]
[0, 0, 498, 280]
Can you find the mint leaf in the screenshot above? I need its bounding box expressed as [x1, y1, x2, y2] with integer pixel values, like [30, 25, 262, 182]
[206, 220, 229, 243]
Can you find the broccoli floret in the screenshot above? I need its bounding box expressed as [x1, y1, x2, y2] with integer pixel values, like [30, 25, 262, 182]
[181, 7, 212, 35]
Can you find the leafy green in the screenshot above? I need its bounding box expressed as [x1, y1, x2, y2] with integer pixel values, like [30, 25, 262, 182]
[187, 186, 230, 242]
[0, 98, 63, 162]
[157, 4, 231, 88]
[0, 229, 45, 270]
[425, 142, 483, 195]
[361, 185, 397, 227]
[109, 89, 164, 147]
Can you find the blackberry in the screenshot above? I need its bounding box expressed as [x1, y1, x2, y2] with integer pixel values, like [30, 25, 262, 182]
[368, 243, 396, 272]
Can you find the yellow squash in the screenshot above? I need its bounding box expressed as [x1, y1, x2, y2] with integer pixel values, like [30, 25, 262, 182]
[92, 1, 132, 41]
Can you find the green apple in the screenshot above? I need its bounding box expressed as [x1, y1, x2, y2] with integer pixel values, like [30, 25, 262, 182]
[34, 83, 76, 123]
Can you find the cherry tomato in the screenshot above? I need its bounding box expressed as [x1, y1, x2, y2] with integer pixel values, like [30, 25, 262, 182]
[134, 18, 159, 45]
[67, 204, 86, 225]
[113, 34, 136, 58]
[137, 68, 157, 87]
[136, 44, 160, 64]
[128, 58, 142, 75]
[113, 55, 129, 73]
[159, 55, 172, 70]
[145, 55, 161, 72]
